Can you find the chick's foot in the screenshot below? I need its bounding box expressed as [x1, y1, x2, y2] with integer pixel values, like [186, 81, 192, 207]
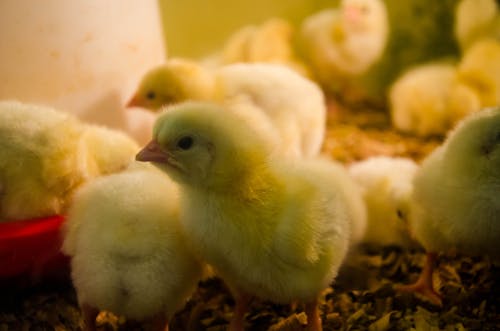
[81, 303, 99, 331]
[395, 252, 442, 306]
[305, 299, 323, 331]
[228, 293, 252, 331]
[149, 313, 169, 331]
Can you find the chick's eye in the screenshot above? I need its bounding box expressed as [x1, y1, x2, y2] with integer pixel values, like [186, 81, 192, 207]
[177, 136, 194, 150]
[146, 91, 156, 100]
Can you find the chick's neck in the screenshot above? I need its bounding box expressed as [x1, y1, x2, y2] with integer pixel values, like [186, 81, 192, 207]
[189, 157, 282, 210]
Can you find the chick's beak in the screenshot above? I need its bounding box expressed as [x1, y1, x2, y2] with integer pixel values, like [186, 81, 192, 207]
[126, 94, 140, 108]
[136, 140, 169, 163]
[344, 6, 361, 22]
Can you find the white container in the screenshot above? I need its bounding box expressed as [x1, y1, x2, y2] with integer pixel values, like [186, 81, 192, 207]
[0, 0, 165, 143]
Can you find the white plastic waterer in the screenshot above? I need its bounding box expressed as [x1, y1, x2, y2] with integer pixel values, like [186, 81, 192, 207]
[0, 0, 165, 143]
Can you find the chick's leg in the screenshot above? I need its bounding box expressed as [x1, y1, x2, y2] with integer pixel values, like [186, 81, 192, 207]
[228, 292, 252, 331]
[396, 252, 442, 306]
[149, 313, 169, 331]
[81, 303, 99, 331]
[305, 298, 322, 331]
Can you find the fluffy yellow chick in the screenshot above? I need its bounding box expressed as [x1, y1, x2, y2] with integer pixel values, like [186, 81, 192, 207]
[136, 101, 364, 331]
[0, 101, 138, 222]
[398, 106, 500, 305]
[62, 163, 204, 331]
[454, 0, 500, 51]
[298, 0, 388, 84]
[222, 18, 292, 63]
[220, 18, 310, 76]
[348, 156, 419, 248]
[390, 62, 481, 137]
[81, 124, 140, 175]
[127, 58, 214, 110]
[128, 60, 326, 159]
[458, 38, 500, 107]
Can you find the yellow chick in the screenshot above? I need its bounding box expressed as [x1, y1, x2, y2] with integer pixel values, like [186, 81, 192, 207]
[127, 58, 214, 110]
[81, 124, 140, 175]
[348, 156, 419, 248]
[220, 18, 310, 76]
[298, 0, 388, 84]
[0, 101, 138, 222]
[398, 106, 500, 305]
[62, 163, 204, 331]
[222, 18, 292, 63]
[136, 101, 364, 331]
[458, 38, 500, 108]
[454, 0, 500, 51]
[390, 62, 481, 137]
[127, 60, 326, 159]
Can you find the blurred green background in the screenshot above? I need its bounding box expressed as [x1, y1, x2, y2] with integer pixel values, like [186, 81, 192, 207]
[159, 0, 333, 58]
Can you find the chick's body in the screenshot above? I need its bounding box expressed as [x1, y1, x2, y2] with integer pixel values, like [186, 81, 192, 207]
[455, 0, 500, 51]
[221, 18, 293, 64]
[0, 101, 86, 221]
[81, 125, 140, 175]
[62, 165, 203, 328]
[214, 63, 326, 158]
[348, 156, 419, 247]
[0, 101, 138, 222]
[184, 159, 357, 302]
[136, 102, 362, 330]
[398, 107, 500, 305]
[298, 0, 388, 84]
[410, 107, 500, 257]
[128, 60, 326, 159]
[458, 38, 500, 108]
[390, 63, 481, 137]
[219, 18, 310, 76]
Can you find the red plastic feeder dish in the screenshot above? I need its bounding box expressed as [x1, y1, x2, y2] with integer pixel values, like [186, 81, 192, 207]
[0, 215, 69, 282]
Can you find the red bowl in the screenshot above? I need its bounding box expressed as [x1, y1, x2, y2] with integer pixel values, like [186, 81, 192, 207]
[0, 215, 69, 281]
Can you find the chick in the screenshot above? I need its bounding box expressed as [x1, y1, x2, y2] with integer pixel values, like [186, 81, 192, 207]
[458, 38, 500, 108]
[127, 60, 326, 158]
[62, 163, 203, 331]
[398, 106, 500, 305]
[390, 62, 481, 137]
[454, 0, 500, 51]
[81, 124, 140, 175]
[220, 18, 310, 76]
[222, 18, 292, 63]
[0, 101, 138, 222]
[298, 0, 388, 85]
[136, 101, 364, 331]
[348, 156, 419, 248]
[345, 0, 460, 105]
[126, 58, 214, 110]
[0, 101, 87, 222]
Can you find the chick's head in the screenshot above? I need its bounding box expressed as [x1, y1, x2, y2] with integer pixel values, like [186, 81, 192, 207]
[444, 106, 500, 176]
[127, 59, 214, 111]
[341, 0, 387, 33]
[136, 102, 269, 190]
